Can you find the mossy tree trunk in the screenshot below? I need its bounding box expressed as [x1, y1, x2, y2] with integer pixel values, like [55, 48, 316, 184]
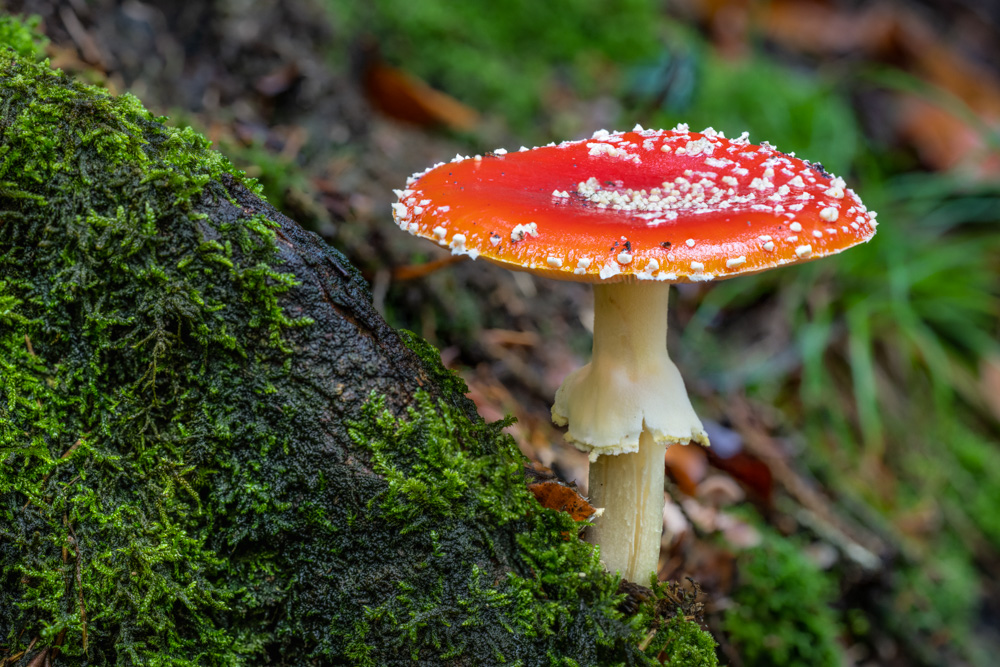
[0, 31, 717, 667]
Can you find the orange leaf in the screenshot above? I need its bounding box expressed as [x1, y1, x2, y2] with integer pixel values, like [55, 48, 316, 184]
[665, 443, 708, 496]
[529, 480, 596, 522]
[363, 55, 479, 131]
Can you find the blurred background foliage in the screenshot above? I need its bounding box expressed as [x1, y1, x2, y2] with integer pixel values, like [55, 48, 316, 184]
[6, 0, 1000, 664]
[327, 0, 663, 138]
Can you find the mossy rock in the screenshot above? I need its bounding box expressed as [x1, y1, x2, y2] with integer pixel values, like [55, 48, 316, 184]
[0, 20, 717, 666]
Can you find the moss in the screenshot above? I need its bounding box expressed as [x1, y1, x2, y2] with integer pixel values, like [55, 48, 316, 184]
[347, 392, 719, 666]
[0, 14, 47, 60]
[0, 31, 292, 665]
[345, 392, 622, 664]
[723, 523, 844, 667]
[0, 21, 717, 665]
[396, 329, 472, 410]
[632, 580, 717, 666]
[649, 614, 717, 664]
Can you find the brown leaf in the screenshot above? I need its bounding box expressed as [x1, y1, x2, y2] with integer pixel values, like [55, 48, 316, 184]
[706, 449, 774, 505]
[665, 442, 708, 496]
[762, 1, 895, 56]
[528, 479, 596, 522]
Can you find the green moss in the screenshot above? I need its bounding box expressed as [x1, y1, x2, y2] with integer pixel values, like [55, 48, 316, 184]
[0, 35, 291, 665]
[723, 523, 844, 667]
[648, 613, 717, 664]
[0, 27, 717, 665]
[629, 579, 717, 666]
[347, 392, 719, 666]
[396, 329, 471, 406]
[0, 14, 47, 60]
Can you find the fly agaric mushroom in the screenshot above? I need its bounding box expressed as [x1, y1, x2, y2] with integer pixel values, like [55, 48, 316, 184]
[391, 124, 877, 582]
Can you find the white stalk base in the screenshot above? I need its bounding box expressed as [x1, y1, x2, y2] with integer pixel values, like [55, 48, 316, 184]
[587, 429, 665, 582]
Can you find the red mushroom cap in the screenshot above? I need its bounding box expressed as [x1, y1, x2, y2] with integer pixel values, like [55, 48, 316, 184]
[392, 125, 877, 283]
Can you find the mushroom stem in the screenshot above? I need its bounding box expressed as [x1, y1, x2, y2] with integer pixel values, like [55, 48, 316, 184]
[588, 429, 665, 582]
[587, 282, 672, 582]
[552, 281, 706, 581]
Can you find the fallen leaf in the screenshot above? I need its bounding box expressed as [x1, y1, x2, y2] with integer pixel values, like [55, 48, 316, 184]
[525, 463, 596, 522]
[706, 449, 774, 505]
[360, 40, 479, 131]
[665, 442, 708, 496]
[528, 479, 596, 522]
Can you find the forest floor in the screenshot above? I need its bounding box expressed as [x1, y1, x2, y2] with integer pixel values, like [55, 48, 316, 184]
[9, 0, 1000, 665]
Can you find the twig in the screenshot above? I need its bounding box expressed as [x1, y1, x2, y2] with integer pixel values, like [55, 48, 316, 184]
[392, 254, 467, 281]
[59, 5, 107, 69]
